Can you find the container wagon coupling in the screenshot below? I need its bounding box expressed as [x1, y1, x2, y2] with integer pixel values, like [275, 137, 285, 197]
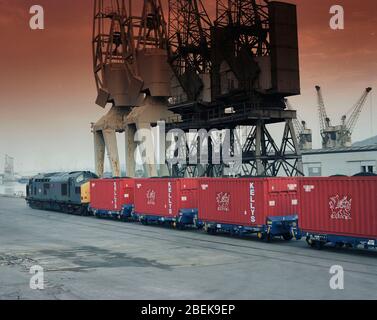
[298, 176, 377, 250]
[197, 178, 301, 241]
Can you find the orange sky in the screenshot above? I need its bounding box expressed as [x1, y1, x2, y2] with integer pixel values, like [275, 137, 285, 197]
[0, 0, 376, 172]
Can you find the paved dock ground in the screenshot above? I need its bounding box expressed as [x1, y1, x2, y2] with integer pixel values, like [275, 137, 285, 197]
[0, 196, 376, 300]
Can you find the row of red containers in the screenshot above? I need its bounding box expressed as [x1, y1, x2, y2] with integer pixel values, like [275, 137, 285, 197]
[89, 176, 377, 243]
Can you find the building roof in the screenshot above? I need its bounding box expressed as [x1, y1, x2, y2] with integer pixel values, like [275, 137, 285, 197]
[353, 135, 377, 147]
[302, 144, 377, 155]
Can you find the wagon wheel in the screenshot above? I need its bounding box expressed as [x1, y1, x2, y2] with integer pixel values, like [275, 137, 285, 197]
[208, 228, 217, 235]
[310, 240, 325, 250]
[205, 225, 217, 235]
[176, 223, 185, 230]
[335, 242, 345, 248]
[282, 233, 293, 241]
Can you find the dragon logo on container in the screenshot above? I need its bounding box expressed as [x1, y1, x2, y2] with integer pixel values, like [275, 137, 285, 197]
[249, 183, 256, 223]
[216, 192, 230, 212]
[329, 195, 352, 220]
[146, 189, 156, 205]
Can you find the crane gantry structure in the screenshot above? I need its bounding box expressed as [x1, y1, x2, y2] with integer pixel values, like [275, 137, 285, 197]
[167, 0, 303, 177]
[168, 0, 212, 104]
[92, 0, 175, 178]
[91, 0, 304, 178]
[315, 85, 372, 149]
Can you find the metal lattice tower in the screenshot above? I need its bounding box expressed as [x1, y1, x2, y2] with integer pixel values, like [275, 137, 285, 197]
[166, 0, 303, 177]
[343, 87, 372, 136]
[168, 0, 213, 103]
[137, 0, 168, 51]
[92, 1, 175, 178]
[168, 0, 212, 76]
[339, 87, 372, 147]
[93, 0, 139, 106]
[91, 0, 304, 178]
[315, 86, 330, 134]
[215, 0, 270, 57]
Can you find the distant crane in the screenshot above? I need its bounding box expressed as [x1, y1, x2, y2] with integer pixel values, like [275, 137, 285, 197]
[339, 87, 372, 147]
[3, 155, 15, 182]
[285, 99, 312, 150]
[315, 85, 335, 149]
[315, 85, 372, 149]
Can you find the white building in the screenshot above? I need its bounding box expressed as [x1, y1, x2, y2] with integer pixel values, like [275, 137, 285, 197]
[302, 136, 377, 177]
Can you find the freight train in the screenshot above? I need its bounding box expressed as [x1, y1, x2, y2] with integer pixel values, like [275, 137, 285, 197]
[26, 172, 377, 250]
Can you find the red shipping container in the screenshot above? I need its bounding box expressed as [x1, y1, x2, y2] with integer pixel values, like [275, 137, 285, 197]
[197, 177, 299, 227]
[90, 178, 135, 212]
[298, 177, 377, 239]
[134, 178, 199, 217]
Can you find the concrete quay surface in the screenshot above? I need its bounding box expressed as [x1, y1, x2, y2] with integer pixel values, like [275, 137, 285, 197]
[0, 196, 376, 300]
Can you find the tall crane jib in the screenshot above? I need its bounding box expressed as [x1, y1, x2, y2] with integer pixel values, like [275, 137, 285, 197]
[340, 87, 373, 147]
[92, 0, 175, 178]
[315, 85, 335, 149]
[168, 0, 213, 104]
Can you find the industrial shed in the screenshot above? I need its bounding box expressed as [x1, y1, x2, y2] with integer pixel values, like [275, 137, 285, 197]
[302, 144, 377, 177]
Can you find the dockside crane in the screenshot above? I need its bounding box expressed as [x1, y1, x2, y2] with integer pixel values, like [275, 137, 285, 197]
[90, 0, 304, 178]
[315, 85, 335, 148]
[92, 0, 175, 178]
[340, 87, 372, 147]
[285, 99, 312, 150]
[315, 85, 372, 149]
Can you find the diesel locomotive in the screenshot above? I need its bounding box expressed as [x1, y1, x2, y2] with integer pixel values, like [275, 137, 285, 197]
[26, 171, 98, 215]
